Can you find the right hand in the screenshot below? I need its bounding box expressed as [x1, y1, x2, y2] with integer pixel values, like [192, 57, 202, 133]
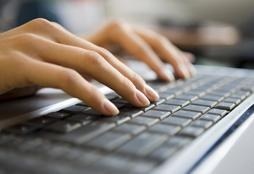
[0, 18, 159, 116]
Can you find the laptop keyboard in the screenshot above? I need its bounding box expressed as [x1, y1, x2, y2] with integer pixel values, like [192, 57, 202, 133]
[1, 75, 254, 174]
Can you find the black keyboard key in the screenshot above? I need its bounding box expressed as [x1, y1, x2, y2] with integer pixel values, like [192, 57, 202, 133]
[118, 133, 167, 156]
[223, 97, 241, 105]
[99, 115, 131, 125]
[142, 110, 170, 120]
[187, 90, 205, 97]
[76, 102, 88, 107]
[130, 117, 159, 126]
[112, 98, 128, 104]
[113, 123, 146, 135]
[149, 124, 181, 135]
[46, 112, 70, 119]
[149, 145, 177, 162]
[192, 99, 218, 107]
[77, 150, 103, 165]
[158, 91, 174, 100]
[233, 91, 250, 99]
[166, 136, 192, 147]
[162, 117, 191, 127]
[175, 94, 198, 101]
[112, 98, 128, 108]
[210, 90, 230, 96]
[208, 109, 228, 117]
[200, 113, 221, 122]
[212, 92, 231, 98]
[87, 131, 131, 151]
[17, 138, 45, 152]
[96, 155, 156, 174]
[119, 107, 144, 118]
[165, 99, 190, 107]
[66, 114, 94, 125]
[173, 110, 201, 120]
[179, 126, 204, 137]
[190, 120, 213, 129]
[26, 116, 56, 126]
[106, 93, 120, 100]
[45, 120, 81, 133]
[154, 104, 181, 113]
[112, 102, 126, 109]
[215, 102, 236, 111]
[81, 109, 102, 117]
[44, 122, 116, 144]
[183, 105, 210, 114]
[61, 105, 89, 113]
[5, 124, 41, 135]
[200, 95, 224, 102]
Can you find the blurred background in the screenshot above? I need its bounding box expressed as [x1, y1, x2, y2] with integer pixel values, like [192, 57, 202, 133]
[1, 0, 254, 68]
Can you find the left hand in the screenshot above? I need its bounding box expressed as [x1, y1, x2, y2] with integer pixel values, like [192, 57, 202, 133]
[86, 20, 196, 81]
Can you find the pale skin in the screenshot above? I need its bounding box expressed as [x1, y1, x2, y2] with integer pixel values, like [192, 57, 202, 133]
[0, 18, 195, 116]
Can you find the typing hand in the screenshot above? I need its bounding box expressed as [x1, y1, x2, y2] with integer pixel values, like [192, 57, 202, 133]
[86, 20, 196, 81]
[0, 18, 159, 116]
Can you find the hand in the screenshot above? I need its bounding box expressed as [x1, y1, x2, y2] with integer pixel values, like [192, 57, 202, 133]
[86, 20, 196, 81]
[0, 18, 159, 116]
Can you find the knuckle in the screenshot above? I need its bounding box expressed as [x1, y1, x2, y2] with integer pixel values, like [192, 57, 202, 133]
[159, 36, 168, 43]
[13, 33, 39, 45]
[10, 53, 28, 68]
[121, 77, 137, 96]
[19, 33, 37, 41]
[107, 20, 130, 34]
[157, 36, 169, 45]
[108, 19, 125, 29]
[27, 18, 57, 31]
[133, 44, 147, 55]
[95, 47, 113, 61]
[29, 18, 51, 27]
[86, 86, 101, 103]
[59, 69, 79, 87]
[96, 47, 110, 56]
[85, 51, 104, 66]
[131, 73, 146, 89]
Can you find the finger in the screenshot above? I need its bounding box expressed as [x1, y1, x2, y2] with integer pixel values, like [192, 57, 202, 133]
[134, 27, 194, 79]
[182, 55, 197, 76]
[184, 52, 195, 63]
[51, 20, 171, 82]
[51, 22, 159, 101]
[26, 36, 150, 107]
[88, 47, 159, 101]
[23, 20, 159, 101]
[108, 23, 173, 81]
[23, 58, 119, 116]
[179, 51, 196, 76]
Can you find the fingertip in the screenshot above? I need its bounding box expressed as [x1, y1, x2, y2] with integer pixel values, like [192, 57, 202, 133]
[190, 65, 197, 76]
[158, 69, 175, 82]
[135, 89, 150, 107]
[179, 65, 190, 79]
[103, 99, 119, 116]
[145, 85, 159, 101]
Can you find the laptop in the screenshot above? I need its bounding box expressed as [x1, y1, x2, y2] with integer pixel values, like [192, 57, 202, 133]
[0, 60, 254, 174]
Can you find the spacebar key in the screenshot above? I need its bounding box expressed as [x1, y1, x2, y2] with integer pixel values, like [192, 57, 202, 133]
[47, 122, 115, 144]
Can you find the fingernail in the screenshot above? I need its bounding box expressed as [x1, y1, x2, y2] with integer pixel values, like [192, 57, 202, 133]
[136, 90, 150, 106]
[103, 99, 119, 116]
[160, 70, 174, 82]
[145, 85, 159, 101]
[190, 65, 197, 76]
[181, 66, 190, 79]
[167, 71, 175, 82]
